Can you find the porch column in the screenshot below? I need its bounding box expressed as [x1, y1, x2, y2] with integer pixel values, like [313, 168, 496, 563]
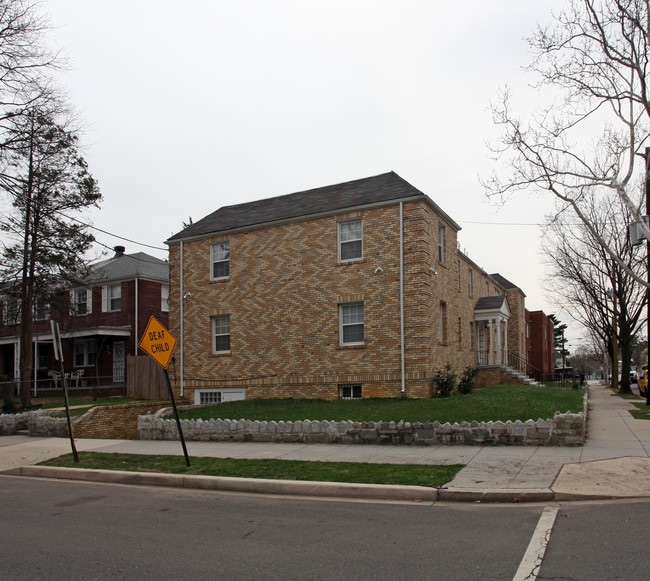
[494, 318, 502, 365]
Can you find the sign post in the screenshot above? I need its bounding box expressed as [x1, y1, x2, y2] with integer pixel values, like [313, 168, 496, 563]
[138, 316, 190, 467]
[50, 320, 79, 463]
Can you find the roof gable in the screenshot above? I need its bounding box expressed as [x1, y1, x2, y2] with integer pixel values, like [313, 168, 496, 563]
[474, 296, 511, 319]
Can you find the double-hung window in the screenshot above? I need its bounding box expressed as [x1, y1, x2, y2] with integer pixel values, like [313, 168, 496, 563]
[211, 242, 230, 279]
[71, 289, 92, 315]
[338, 219, 362, 261]
[438, 223, 446, 263]
[73, 339, 97, 367]
[161, 284, 169, 312]
[1, 299, 19, 325]
[340, 302, 364, 345]
[213, 315, 231, 353]
[102, 284, 121, 312]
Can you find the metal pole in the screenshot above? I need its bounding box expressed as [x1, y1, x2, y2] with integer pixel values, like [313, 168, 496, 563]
[164, 368, 190, 467]
[50, 320, 79, 463]
[637, 147, 650, 406]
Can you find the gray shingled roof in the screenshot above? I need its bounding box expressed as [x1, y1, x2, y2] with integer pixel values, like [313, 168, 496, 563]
[474, 296, 508, 311]
[167, 171, 459, 242]
[489, 273, 519, 291]
[88, 252, 169, 283]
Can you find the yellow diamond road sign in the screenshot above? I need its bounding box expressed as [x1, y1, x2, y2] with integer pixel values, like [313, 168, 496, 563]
[138, 316, 177, 369]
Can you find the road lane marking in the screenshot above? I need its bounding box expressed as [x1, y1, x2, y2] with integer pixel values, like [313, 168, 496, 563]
[512, 506, 559, 581]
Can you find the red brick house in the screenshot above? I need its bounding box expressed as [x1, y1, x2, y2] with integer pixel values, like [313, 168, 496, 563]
[526, 310, 556, 381]
[166, 172, 549, 403]
[0, 246, 169, 397]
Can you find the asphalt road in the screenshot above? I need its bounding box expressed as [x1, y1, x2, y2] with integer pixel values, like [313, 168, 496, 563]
[2, 475, 648, 580]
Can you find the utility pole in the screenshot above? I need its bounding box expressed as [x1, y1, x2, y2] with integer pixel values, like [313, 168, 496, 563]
[637, 147, 650, 406]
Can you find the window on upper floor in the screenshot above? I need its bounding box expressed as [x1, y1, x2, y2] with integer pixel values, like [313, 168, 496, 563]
[33, 297, 50, 321]
[438, 223, 446, 263]
[161, 284, 169, 312]
[338, 219, 363, 262]
[102, 284, 121, 312]
[211, 242, 230, 280]
[1, 298, 19, 326]
[212, 314, 231, 353]
[340, 302, 364, 345]
[468, 269, 473, 297]
[71, 289, 92, 316]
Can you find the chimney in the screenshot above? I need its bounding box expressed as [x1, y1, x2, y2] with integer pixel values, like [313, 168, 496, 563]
[114, 245, 126, 258]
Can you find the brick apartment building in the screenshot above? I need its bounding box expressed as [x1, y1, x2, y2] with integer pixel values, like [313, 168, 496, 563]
[526, 310, 556, 380]
[0, 247, 169, 396]
[166, 172, 552, 403]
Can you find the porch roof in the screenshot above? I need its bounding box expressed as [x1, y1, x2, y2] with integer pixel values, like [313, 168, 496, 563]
[473, 296, 511, 320]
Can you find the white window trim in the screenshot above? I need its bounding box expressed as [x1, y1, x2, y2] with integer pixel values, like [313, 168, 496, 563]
[161, 284, 169, 312]
[102, 284, 121, 312]
[212, 315, 231, 353]
[338, 218, 363, 262]
[194, 388, 245, 405]
[340, 302, 365, 346]
[70, 288, 92, 316]
[210, 242, 230, 280]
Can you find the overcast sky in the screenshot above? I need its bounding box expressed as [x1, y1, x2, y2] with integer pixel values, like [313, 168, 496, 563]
[44, 1, 577, 336]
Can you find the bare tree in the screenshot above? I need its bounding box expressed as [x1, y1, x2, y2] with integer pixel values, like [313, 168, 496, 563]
[542, 192, 647, 393]
[0, 0, 56, 125]
[485, 0, 650, 287]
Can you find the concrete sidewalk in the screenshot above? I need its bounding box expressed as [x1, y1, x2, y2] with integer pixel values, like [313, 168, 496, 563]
[2, 382, 650, 502]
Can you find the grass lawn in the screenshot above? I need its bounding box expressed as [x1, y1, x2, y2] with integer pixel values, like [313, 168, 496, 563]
[629, 401, 650, 420]
[35, 384, 583, 487]
[178, 384, 585, 424]
[39, 452, 463, 488]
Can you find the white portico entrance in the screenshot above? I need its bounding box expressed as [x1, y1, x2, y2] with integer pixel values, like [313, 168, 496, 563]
[474, 296, 511, 366]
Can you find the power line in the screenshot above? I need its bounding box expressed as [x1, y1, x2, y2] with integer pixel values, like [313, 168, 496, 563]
[60, 212, 168, 252]
[459, 220, 545, 226]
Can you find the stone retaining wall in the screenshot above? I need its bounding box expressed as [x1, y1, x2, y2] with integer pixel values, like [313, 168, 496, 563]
[138, 392, 587, 446]
[2, 392, 588, 446]
[0, 410, 46, 435]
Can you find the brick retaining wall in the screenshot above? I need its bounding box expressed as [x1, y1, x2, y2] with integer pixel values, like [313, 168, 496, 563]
[25, 402, 167, 439]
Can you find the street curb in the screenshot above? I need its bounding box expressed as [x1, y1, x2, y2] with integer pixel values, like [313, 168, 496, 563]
[17, 466, 440, 502]
[11, 466, 647, 503]
[437, 488, 555, 503]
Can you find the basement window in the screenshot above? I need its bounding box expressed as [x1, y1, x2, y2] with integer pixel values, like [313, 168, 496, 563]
[198, 390, 222, 405]
[339, 384, 362, 400]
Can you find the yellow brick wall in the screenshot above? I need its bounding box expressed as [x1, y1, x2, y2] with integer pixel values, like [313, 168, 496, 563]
[169, 200, 504, 401]
[72, 402, 166, 439]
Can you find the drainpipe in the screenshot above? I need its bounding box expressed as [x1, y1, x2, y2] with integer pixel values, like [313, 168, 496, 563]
[134, 277, 139, 355]
[180, 240, 185, 397]
[400, 202, 406, 394]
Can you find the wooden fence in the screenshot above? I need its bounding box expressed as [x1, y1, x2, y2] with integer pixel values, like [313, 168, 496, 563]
[126, 355, 169, 400]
